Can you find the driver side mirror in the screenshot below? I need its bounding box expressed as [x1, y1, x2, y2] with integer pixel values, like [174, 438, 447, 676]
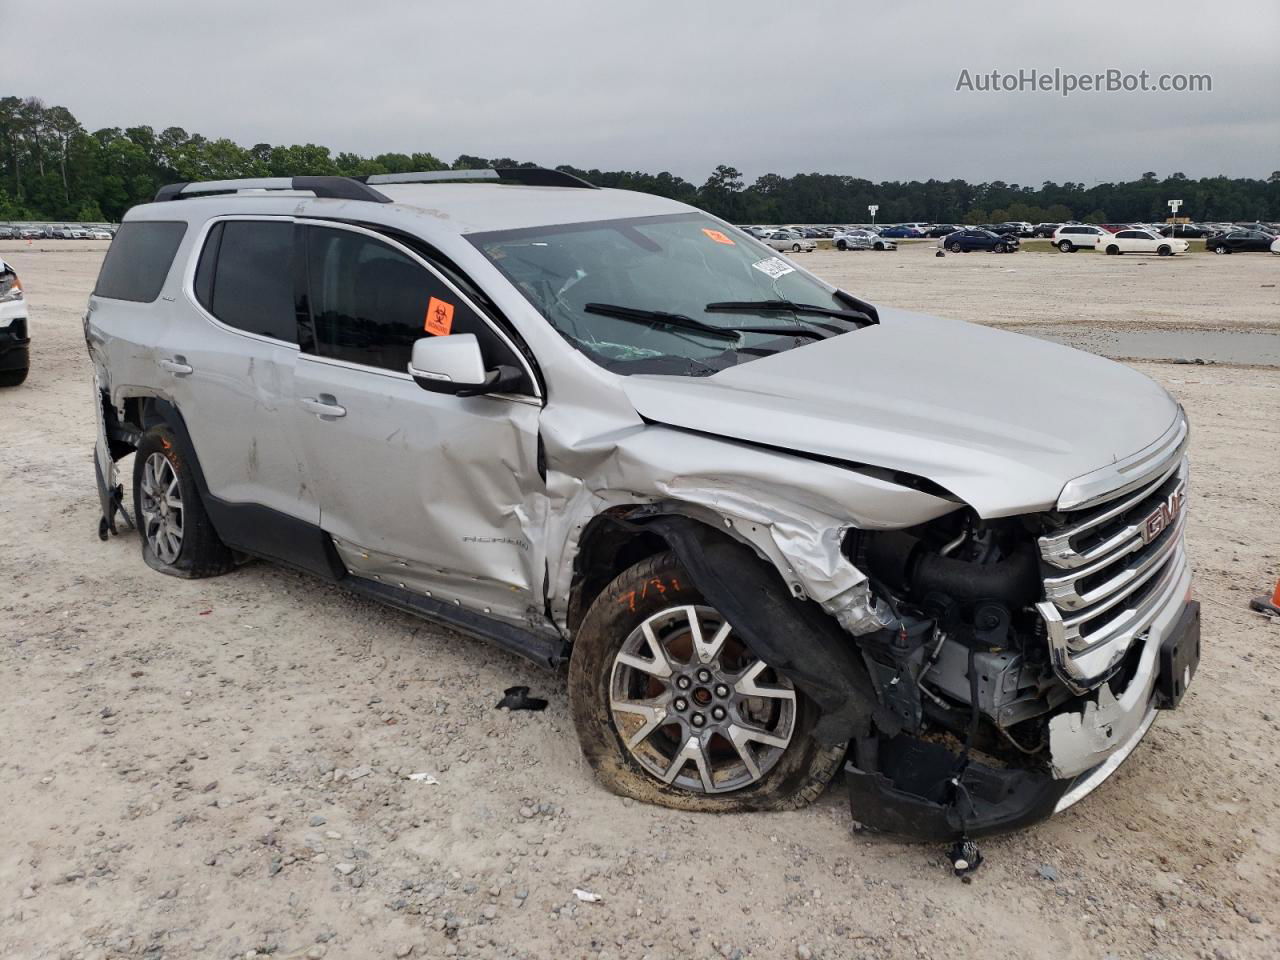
[408, 334, 522, 397]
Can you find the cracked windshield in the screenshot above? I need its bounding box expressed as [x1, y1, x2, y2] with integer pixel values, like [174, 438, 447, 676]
[473, 213, 868, 376]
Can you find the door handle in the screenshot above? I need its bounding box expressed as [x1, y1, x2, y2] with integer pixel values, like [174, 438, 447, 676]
[300, 395, 347, 419]
[158, 356, 193, 376]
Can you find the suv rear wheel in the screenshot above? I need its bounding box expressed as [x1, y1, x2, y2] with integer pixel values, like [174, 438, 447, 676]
[568, 551, 845, 812]
[132, 426, 236, 578]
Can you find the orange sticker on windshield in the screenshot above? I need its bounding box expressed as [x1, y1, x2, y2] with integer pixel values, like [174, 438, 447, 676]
[424, 297, 455, 336]
[702, 228, 735, 245]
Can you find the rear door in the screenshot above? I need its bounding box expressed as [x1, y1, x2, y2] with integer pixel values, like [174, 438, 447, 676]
[290, 221, 548, 626]
[158, 216, 319, 525]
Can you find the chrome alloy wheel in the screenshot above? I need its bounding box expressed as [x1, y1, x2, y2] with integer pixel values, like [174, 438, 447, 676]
[139, 452, 183, 564]
[609, 605, 796, 794]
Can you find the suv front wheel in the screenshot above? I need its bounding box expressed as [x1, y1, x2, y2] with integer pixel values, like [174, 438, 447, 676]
[132, 426, 236, 578]
[568, 551, 845, 812]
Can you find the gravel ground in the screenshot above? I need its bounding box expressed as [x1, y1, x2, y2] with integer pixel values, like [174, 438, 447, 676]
[1, 240, 1277, 960]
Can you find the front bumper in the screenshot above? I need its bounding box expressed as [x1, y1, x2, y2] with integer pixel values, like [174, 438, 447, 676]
[845, 561, 1197, 840]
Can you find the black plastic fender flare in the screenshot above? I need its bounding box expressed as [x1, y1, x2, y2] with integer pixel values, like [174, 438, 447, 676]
[624, 513, 893, 747]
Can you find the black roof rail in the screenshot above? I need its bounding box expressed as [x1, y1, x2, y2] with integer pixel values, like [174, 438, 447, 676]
[153, 176, 391, 203]
[360, 167, 599, 189]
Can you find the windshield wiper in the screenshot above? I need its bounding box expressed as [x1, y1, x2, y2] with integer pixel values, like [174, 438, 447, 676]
[704, 300, 870, 323]
[584, 303, 833, 343]
[584, 303, 739, 340]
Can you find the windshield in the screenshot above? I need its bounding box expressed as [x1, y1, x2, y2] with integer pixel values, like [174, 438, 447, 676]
[471, 213, 863, 377]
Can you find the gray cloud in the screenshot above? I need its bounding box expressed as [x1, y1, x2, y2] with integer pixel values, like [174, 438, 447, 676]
[8, 0, 1278, 184]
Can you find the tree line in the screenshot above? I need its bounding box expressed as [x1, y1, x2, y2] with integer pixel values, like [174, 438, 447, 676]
[3, 96, 1278, 225]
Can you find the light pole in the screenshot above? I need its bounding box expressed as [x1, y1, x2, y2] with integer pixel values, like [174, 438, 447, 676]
[868, 204, 878, 229]
[1168, 199, 1183, 237]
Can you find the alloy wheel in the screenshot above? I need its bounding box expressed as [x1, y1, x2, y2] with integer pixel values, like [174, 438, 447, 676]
[139, 452, 183, 564]
[609, 604, 796, 794]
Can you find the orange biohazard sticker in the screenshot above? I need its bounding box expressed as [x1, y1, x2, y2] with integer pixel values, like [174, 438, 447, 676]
[424, 297, 455, 336]
[701, 228, 735, 245]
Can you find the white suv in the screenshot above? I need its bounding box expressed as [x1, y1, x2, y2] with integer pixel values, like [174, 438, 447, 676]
[1052, 224, 1108, 252]
[0, 258, 29, 386]
[86, 169, 1199, 840]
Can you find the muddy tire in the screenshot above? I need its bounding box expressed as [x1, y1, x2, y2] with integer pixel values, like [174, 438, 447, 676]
[132, 426, 236, 579]
[568, 551, 846, 812]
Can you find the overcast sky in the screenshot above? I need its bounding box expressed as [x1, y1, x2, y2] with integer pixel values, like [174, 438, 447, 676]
[8, 0, 1278, 185]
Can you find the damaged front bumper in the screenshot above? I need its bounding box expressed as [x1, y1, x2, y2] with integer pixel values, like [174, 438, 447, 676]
[845, 558, 1197, 840]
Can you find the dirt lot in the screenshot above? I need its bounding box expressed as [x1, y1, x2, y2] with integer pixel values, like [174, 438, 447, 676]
[1, 240, 1277, 960]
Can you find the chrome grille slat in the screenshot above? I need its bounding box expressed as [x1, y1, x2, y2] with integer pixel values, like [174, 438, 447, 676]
[1040, 459, 1186, 569]
[1039, 437, 1190, 693]
[1044, 507, 1187, 612]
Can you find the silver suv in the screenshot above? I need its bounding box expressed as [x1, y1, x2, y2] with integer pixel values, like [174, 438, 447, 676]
[87, 169, 1199, 840]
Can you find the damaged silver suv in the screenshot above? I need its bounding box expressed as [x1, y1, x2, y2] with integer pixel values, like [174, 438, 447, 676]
[87, 169, 1199, 839]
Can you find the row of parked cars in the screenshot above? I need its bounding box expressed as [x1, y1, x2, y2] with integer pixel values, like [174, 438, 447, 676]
[0, 224, 115, 240]
[742, 219, 1280, 258]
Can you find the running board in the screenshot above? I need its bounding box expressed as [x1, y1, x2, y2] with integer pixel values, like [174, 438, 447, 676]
[341, 575, 566, 669]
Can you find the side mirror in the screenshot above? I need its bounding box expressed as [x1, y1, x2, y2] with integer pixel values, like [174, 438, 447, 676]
[407, 334, 522, 397]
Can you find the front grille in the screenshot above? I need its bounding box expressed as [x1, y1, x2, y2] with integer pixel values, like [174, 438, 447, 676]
[1036, 452, 1189, 693]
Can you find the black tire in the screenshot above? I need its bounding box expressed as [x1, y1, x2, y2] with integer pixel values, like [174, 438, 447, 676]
[1105, 245, 1119, 255]
[791, 243, 801, 252]
[947, 241, 961, 253]
[1058, 240, 1074, 252]
[132, 425, 236, 579]
[1214, 244, 1228, 255]
[994, 243, 1006, 253]
[0, 365, 28, 387]
[568, 551, 845, 813]
[874, 242, 884, 251]
[1158, 246, 1172, 257]
[836, 240, 847, 251]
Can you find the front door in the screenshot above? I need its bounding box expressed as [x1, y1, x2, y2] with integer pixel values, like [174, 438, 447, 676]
[290, 221, 548, 627]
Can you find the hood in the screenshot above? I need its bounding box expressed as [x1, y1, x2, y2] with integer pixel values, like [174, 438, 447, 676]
[622, 308, 1178, 517]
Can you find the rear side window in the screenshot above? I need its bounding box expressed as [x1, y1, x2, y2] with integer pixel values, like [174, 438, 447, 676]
[303, 225, 529, 390]
[194, 220, 298, 343]
[93, 220, 187, 302]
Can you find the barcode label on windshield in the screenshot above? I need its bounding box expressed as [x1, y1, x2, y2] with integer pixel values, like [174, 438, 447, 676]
[752, 257, 795, 279]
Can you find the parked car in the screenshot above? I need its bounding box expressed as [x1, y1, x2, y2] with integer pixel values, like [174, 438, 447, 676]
[86, 169, 1200, 840]
[0, 258, 30, 387]
[994, 221, 1034, 237]
[19, 227, 43, 240]
[1271, 236, 1280, 255]
[86, 227, 113, 240]
[833, 229, 895, 251]
[926, 224, 962, 238]
[878, 225, 924, 238]
[1096, 229, 1188, 257]
[1158, 223, 1213, 239]
[1053, 224, 1109, 252]
[47, 225, 76, 239]
[1206, 230, 1275, 254]
[762, 230, 816, 253]
[0, 226, 15, 240]
[939, 229, 1019, 253]
[1033, 222, 1061, 238]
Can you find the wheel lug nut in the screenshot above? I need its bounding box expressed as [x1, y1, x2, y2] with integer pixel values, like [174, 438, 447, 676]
[676, 676, 691, 690]
[674, 697, 687, 712]
[696, 669, 712, 683]
[711, 706, 726, 721]
[691, 713, 705, 728]
[714, 684, 729, 698]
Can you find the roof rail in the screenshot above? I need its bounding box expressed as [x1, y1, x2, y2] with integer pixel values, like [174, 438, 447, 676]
[360, 167, 598, 189]
[153, 176, 391, 204]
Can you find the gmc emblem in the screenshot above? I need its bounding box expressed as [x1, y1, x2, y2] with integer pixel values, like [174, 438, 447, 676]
[1141, 490, 1185, 543]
